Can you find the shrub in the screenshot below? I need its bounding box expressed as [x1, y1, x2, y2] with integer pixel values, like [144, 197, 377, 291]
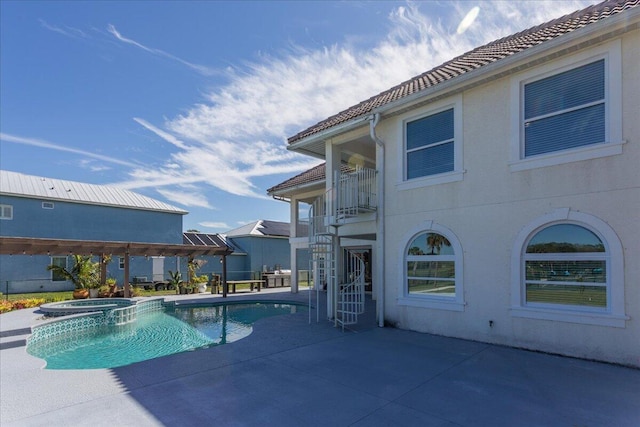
[0, 298, 45, 314]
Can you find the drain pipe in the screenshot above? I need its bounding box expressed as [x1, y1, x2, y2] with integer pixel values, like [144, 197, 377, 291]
[369, 113, 385, 328]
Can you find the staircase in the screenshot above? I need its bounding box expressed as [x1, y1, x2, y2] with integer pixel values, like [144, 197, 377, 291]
[309, 194, 365, 329]
[336, 250, 366, 330]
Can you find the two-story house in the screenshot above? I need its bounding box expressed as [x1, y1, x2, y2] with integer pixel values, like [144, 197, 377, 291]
[268, 0, 640, 367]
[0, 170, 232, 294]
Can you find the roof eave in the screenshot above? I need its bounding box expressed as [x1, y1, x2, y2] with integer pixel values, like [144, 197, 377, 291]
[287, 7, 640, 149]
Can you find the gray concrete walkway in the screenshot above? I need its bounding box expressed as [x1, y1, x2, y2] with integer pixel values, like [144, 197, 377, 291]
[1, 289, 639, 426]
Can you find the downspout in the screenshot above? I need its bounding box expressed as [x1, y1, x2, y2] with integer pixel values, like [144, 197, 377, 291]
[369, 113, 385, 328]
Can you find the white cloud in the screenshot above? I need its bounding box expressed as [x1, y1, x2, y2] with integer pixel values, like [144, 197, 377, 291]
[106, 24, 217, 76]
[199, 221, 231, 230]
[156, 187, 214, 209]
[39, 19, 88, 39]
[0, 133, 138, 167]
[123, 0, 595, 206]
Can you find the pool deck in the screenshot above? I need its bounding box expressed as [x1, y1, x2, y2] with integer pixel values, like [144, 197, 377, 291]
[1, 288, 639, 426]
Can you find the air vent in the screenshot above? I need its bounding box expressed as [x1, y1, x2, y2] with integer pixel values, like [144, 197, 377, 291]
[42, 202, 54, 209]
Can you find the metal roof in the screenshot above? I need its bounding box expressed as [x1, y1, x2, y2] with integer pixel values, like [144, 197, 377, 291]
[224, 220, 290, 238]
[287, 0, 639, 145]
[0, 170, 187, 214]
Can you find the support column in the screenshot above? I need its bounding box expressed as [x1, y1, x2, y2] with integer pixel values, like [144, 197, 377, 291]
[290, 198, 299, 294]
[123, 248, 130, 298]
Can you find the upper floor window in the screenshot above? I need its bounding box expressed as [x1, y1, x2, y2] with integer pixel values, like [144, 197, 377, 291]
[399, 221, 464, 311]
[510, 40, 623, 172]
[119, 257, 125, 270]
[0, 204, 13, 220]
[523, 60, 604, 157]
[401, 97, 464, 188]
[511, 209, 626, 327]
[406, 108, 454, 179]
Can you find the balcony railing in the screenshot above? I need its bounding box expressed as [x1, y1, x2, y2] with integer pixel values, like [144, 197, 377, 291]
[309, 167, 377, 239]
[336, 167, 377, 217]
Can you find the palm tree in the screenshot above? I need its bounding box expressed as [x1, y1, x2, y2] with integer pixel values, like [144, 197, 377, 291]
[426, 233, 452, 291]
[47, 255, 100, 290]
[427, 233, 451, 255]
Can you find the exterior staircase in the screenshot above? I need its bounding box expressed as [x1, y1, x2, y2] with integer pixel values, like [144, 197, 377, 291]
[308, 166, 375, 328]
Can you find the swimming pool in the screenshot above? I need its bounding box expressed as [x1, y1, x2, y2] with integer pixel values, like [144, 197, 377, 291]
[27, 301, 306, 370]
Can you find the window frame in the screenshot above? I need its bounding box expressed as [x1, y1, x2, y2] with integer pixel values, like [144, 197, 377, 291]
[398, 221, 465, 311]
[0, 204, 13, 220]
[398, 96, 464, 190]
[509, 39, 624, 172]
[511, 208, 627, 327]
[50, 256, 68, 282]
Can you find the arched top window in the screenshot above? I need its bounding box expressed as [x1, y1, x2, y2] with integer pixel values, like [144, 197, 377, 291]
[526, 224, 604, 253]
[400, 222, 464, 311]
[524, 224, 607, 309]
[407, 232, 455, 298]
[511, 209, 626, 327]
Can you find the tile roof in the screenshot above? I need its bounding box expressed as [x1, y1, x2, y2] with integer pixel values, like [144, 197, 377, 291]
[287, 0, 639, 145]
[266, 163, 354, 195]
[0, 170, 187, 214]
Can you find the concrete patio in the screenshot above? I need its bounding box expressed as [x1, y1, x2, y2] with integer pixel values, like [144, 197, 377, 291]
[1, 289, 639, 426]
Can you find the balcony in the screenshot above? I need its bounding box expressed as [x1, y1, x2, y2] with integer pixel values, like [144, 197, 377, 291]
[310, 167, 377, 238]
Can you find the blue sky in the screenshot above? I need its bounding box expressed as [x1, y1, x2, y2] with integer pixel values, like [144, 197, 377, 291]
[0, 0, 594, 232]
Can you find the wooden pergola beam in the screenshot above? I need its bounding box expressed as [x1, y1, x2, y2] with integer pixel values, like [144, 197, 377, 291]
[0, 237, 234, 297]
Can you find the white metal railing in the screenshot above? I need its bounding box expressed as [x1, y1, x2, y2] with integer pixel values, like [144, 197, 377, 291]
[336, 167, 377, 217]
[336, 250, 365, 330]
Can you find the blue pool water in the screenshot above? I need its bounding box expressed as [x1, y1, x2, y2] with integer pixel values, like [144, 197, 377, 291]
[27, 302, 305, 370]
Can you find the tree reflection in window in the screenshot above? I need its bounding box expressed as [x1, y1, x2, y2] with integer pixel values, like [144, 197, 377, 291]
[407, 232, 455, 297]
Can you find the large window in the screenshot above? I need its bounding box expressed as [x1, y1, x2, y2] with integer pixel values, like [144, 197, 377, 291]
[509, 40, 623, 171]
[524, 224, 606, 308]
[511, 209, 626, 327]
[523, 60, 605, 157]
[50, 256, 68, 282]
[406, 108, 454, 179]
[399, 222, 464, 311]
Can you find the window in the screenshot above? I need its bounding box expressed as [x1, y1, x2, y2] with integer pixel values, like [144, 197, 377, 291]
[524, 224, 606, 308]
[401, 97, 463, 188]
[0, 204, 13, 220]
[407, 232, 455, 297]
[511, 209, 627, 327]
[42, 202, 54, 209]
[50, 256, 68, 282]
[523, 60, 605, 157]
[406, 108, 454, 179]
[510, 40, 623, 171]
[119, 257, 125, 270]
[399, 221, 464, 311]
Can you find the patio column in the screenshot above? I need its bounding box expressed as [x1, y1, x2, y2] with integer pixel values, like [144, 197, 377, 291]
[222, 254, 228, 298]
[100, 254, 107, 285]
[123, 247, 130, 298]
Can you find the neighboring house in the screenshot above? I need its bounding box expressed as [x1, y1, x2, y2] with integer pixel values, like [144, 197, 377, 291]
[268, 0, 640, 367]
[223, 220, 302, 278]
[0, 170, 187, 292]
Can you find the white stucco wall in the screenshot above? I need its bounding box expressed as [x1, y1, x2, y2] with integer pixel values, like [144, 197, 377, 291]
[379, 30, 640, 367]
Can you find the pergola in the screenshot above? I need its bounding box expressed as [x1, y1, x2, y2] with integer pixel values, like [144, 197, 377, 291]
[0, 236, 234, 297]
